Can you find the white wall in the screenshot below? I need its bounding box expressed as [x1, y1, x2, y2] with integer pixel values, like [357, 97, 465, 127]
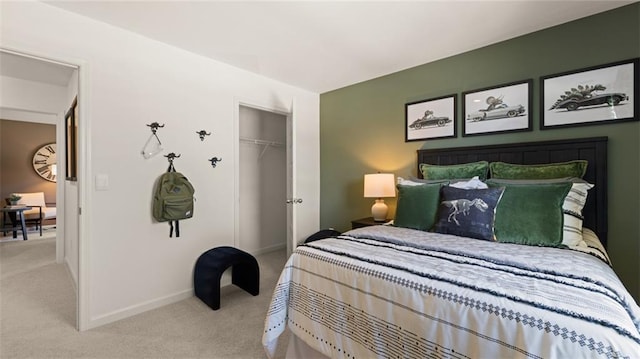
[0, 76, 67, 118]
[0, 76, 66, 122]
[239, 106, 287, 254]
[1, 1, 320, 330]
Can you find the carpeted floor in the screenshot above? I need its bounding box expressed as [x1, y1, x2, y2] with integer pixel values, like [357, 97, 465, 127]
[0, 238, 291, 358]
[0, 224, 57, 243]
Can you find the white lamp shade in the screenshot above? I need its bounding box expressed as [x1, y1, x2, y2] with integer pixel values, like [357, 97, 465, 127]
[364, 173, 396, 198]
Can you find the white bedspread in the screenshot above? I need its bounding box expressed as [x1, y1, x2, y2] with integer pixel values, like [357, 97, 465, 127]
[263, 226, 640, 358]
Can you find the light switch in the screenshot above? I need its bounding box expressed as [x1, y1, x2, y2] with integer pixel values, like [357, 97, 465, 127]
[95, 174, 109, 191]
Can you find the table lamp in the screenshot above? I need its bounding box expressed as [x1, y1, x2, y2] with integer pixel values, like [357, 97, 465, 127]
[364, 173, 396, 221]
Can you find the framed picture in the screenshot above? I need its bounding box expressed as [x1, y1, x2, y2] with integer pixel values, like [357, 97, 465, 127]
[541, 58, 638, 129]
[405, 94, 457, 141]
[65, 96, 78, 181]
[462, 80, 532, 137]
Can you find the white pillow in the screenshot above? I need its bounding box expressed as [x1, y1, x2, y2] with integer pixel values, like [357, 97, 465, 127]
[396, 177, 424, 186]
[449, 176, 488, 189]
[569, 227, 611, 265]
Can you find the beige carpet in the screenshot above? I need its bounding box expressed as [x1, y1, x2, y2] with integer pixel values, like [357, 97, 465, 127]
[1, 239, 291, 359]
[0, 225, 57, 243]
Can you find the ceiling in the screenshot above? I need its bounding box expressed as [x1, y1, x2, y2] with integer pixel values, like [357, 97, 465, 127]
[12, 1, 640, 93]
[0, 51, 76, 87]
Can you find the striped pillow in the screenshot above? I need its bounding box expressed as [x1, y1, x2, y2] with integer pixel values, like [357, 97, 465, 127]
[562, 182, 593, 247]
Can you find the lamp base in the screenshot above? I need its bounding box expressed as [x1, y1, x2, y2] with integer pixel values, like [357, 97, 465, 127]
[371, 199, 388, 222]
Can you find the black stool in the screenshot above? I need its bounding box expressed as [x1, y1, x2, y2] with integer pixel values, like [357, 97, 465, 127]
[194, 246, 260, 310]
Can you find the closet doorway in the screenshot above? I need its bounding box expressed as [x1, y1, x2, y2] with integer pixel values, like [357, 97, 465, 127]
[238, 105, 291, 255]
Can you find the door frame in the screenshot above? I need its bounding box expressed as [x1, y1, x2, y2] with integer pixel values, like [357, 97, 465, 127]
[233, 99, 293, 253]
[0, 47, 89, 331]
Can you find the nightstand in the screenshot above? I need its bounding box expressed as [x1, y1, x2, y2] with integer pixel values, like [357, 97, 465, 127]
[351, 217, 390, 229]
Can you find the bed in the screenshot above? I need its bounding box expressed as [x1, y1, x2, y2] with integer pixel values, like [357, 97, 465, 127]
[263, 137, 640, 358]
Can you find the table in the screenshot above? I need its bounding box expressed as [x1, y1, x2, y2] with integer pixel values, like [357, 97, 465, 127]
[351, 216, 391, 229]
[1, 205, 32, 240]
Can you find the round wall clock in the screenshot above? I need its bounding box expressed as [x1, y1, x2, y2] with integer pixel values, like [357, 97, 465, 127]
[32, 143, 57, 182]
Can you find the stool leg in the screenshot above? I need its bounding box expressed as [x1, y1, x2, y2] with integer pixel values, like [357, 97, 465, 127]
[194, 267, 222, 310]
[232, 261, 260, 296]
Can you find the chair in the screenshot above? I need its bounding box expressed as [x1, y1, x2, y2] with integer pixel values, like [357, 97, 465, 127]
[14, 192, 56, 236]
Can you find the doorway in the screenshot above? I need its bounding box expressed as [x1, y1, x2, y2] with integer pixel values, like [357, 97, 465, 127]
[237, 105, 290, 254]
[0, 49, 80, 330]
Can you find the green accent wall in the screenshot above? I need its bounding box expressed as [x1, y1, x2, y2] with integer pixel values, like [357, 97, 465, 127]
[320, 3, 640, 300]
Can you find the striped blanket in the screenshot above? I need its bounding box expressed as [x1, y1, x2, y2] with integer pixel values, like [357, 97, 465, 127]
[263, 226, 640, 358]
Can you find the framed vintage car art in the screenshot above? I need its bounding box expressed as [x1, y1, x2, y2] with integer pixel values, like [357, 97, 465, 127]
[541, 58, 638, 129]
[462, 79, 532, 137]
[405, 94, 457, 141]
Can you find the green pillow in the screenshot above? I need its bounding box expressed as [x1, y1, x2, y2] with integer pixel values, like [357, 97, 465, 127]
[486, 178, 594, 248]
[393, 183, 442, 231]
[486, 180, 572, 246]
[489, 160, 588, 179]
[420, 161, 489, 181]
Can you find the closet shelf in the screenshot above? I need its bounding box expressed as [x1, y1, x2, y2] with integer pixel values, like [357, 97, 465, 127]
[240, 136, 285, 159]
[240, 137, 285, 147]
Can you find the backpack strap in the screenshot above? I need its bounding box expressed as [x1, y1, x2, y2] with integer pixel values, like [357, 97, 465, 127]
[169, 220, 181, 238]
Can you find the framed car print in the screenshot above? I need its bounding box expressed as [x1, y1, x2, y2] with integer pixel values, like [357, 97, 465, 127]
[405, 94, 457, 142]
[541, 58, 638, 129]
[462, 80, 532, 137]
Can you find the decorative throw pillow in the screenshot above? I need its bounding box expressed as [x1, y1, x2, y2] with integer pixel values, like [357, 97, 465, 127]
[393, 183, 443, 231]
[433, 186, 504, 241]
[486, 178, 593, 247]
[420, 161, 489, 181]
[489, 160, 588, 180]
[486, 180, 572, 246]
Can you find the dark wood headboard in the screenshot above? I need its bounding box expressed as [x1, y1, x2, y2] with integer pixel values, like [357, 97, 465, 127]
[417, 137, 608, 246]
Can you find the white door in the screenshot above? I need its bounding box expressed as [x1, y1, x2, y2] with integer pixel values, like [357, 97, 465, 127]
[286, 98, 320, 255]
[286, 104, 295, 256]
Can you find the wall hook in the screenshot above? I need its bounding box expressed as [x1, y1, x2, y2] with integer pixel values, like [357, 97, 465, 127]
[147, 122, 165, 134]
[165, 152, 181, 163]
[208, 157, 222, 168]
[196, 130, 212, 141]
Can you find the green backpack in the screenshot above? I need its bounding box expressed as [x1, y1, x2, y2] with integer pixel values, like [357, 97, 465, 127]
[153, 164, 195, 237]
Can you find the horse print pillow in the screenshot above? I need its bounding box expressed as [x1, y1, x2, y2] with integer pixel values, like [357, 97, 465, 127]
[434, 186, 505, 241]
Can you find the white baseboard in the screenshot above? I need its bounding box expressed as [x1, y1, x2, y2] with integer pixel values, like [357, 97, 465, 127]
[64, 258, 78, 294]
[81, 243, 285, 330]
[85, 289, 193, 330]
[251, 242, 286, 256]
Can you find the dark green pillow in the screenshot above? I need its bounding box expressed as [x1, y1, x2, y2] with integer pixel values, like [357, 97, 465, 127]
[420, 161, 489, 181]
[393, 183, 442, 231]
[489, 160, 588, 179]
[486, 180, 572, 246]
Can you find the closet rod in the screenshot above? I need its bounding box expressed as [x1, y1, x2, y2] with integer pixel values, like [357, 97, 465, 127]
[239, 137, 285, 147]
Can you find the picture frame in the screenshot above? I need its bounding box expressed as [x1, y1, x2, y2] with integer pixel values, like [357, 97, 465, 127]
[405, 94, 457, 141]
[541, 58, 638, 129]
[462, 80, 532, 137]
[65, 96, 78, 181]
